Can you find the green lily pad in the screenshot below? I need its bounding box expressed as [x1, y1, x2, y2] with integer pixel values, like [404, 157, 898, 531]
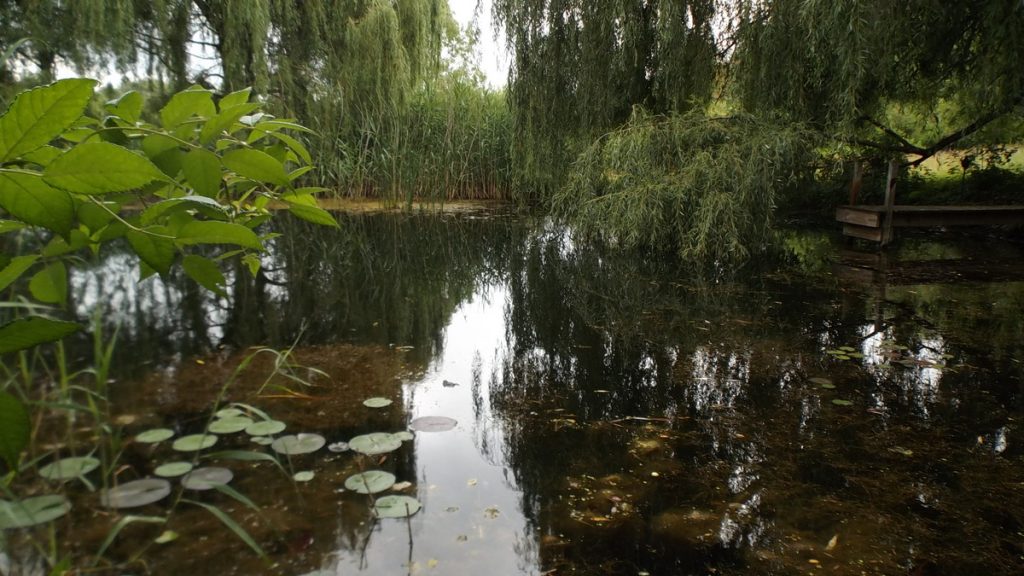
[293, 471, 315, 482]
[392, 431, 414, 442]
[101, 478, 172, 509]
[135, 428, 175, 444]
[838, 346, 856, 352]
[349, 432, 402, 455]
[0, 495, 71, 529]
[251, 436, 274, 446]
[831, 399, 853, 406]
[39, 456, 100, 481]
[207, 416, 253, 434]
[372, 495, 421, 518]
[409, 416, 457, 432]
[245, 420, 286, 436]
[181, 467, 233, 490]
[808, 377, 832, 386]
[344, 470, 396, 494]
[363, 397, 393, 408]
[154, 461, 194, 478]
[271, 433, 325, 455]
[172, 434, 217, 452]
[215, 408, 245, 419]
[836, 355, 851, 360]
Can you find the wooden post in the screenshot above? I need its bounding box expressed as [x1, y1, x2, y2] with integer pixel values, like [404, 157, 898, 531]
[881, 159, 898, 246]
[848, 161, 863, 205]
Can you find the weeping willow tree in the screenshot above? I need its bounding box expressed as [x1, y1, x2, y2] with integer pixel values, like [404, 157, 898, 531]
[553, 110, 818, 262]
[496, 0, 1024, 260]
[493, 0, 719, 195]
[732, 0, 1024, 166]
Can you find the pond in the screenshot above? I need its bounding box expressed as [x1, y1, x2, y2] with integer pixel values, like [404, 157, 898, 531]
[5, 211, 1024, 575]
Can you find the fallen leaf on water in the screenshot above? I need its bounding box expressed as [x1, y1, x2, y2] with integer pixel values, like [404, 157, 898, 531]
[467, 478, 478, 487]
[484, 506, 500, 519]
[825, 534, 838, 551]
[427, 559, 439, 569]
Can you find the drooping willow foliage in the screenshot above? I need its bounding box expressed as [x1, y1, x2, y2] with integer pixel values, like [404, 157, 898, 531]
[732, 0, 1024, 151]
[553, 110, 818, 262]
[493, 0, 719, 196]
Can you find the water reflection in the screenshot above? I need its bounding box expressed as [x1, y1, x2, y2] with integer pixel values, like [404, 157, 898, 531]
[62, 217, 1024, 575]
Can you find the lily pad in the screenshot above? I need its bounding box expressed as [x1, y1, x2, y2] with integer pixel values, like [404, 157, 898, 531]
[135, 428, 175, 444]
[293, 471, 315, 482]
[39, 456, 100, 481]
[363, 397, 393, 408]
[154, 461, 194, 478]
[808, 377, 832, 386]
[271, 433, 325, 455]
[392, 431, 414, 442]
[101, 478, 171, 509]
[831, 399, 854, 406]
[215, 408, 246, 419]
[372, 495, 422, 518]
[409, 416, 457, 432]
[349, 433, 402, 455]
[327, 441, 350, 453]
[172, 434, 217, 452]
[181, 467, 234, 491]
[207, 416, 254, 434]
[251, 436, 274, 446]
[344, 470, 396, 494]
[0, 495, 71, 529]
[245, 420, 286, 436]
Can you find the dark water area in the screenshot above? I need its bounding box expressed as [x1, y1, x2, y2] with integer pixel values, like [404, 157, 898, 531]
[20, 213, 1024, 575]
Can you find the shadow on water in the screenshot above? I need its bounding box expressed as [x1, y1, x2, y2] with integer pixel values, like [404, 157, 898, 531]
[14, 216, 1024, 575]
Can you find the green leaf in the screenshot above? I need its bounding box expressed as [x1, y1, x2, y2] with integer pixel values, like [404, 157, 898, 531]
[0, 173, 75, 236]
[0, 391, 29, 470]
[0, 316, 80, 354]
[183, 500, 265, 558]
[126, 227, 175, 275]
[0, 255, 39, 292]
[182, 148, 222, 197]
[44, 142, 167, 194]
[105, 91, 143, 124]
[20, 145, 61, 167]
[77, 200, 119, 232]
[160, 86, 215, 129]
[0, 78, 97, 161]
[183, 254, 226, 296]
[200, 103, 260, 144]
[268, 131, 312, 165]
[222, 148, 289, 186]
[0, 220, 28, 234]
[141, 196, 226, 225]
[286, 201, 339, 228]
[218, 88, 252, 111]
[28, 262, 67, 305]
[141, 134, 183, 177]
[177, 221, 261, 250]
[96, 515, 165, 560]
[0, 495, 71, 529]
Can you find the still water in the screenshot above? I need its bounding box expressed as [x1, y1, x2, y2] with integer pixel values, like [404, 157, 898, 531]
[46, 212, 1024, 574]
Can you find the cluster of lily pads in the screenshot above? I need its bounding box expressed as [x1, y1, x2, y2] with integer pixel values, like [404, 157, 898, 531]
[1, 402, 458, 532]
[808, 377, 853, 406]
[825, 346, 864, 361]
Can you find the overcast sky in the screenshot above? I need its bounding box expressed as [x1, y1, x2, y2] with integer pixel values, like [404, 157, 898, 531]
[448, 0, 509, 88]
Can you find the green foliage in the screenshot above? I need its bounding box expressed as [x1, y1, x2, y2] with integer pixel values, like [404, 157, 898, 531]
[553, 110, 818, 262]
[0, 390, 29, 470]
[494, 0, 719, 193]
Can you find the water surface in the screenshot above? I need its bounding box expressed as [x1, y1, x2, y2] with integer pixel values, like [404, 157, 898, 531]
[40, 214, 1024, 574]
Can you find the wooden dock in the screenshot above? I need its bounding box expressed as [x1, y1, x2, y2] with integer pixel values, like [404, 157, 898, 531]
[837, 158, 1024, 244]
[837, 204, 1024, 242]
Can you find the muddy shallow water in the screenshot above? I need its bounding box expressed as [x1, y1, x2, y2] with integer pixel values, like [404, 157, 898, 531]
[6, 213, 1024, 575]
